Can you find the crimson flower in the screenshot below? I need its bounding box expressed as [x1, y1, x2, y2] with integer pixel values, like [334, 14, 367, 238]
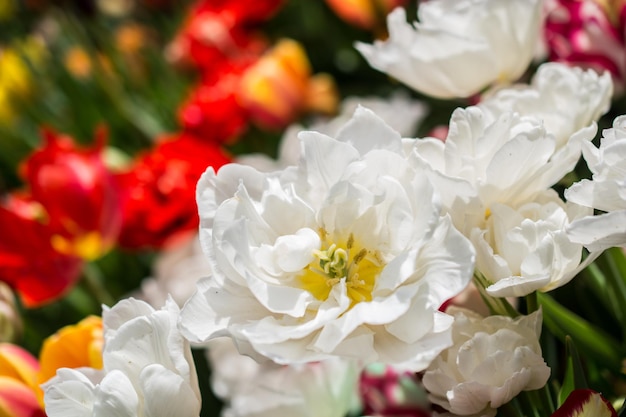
[544, 0, 626, 94]
[178, 64, 251, 145]
[21, 127, 123, 260]
[0, 195, 82, 307]
[193, 0, 284, 24]
[116, 132, 231, 250]
[166, 0, 280, 75]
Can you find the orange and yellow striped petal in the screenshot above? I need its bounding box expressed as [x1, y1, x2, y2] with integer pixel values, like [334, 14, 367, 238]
[0, 344, 39, 391]
[0, 376, 45, 417]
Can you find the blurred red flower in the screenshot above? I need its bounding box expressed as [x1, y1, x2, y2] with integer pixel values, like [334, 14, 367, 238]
[116, 132, 231, 250]
[193, 0, 284, 24]
[178, 64, 251, 145]
[21, 127, 123, 260]
[359, 364, 431, 417]
[166, 0, 280, 74]
[544, 0, 626, 93]
[0, 195, 82, 307]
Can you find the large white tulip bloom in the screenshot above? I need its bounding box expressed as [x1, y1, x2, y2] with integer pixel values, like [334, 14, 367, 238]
[356, 0, 543, 99]
[207, 338, 361, 417]
[423, 308, 550, 417]
[42, 298, 201, 417]
[479, 63, 612, 148]
[179, 107, 475, 370]
[566, 115, 626, 251]
[471, 190, 592, 297]
[412, 106, 597, 235]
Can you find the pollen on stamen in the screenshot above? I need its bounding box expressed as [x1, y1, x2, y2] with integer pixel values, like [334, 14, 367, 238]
[352, 248, 367, 265]
[299, 231, 385, 305]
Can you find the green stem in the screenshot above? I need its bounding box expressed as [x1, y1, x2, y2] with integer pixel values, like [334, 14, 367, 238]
[586, 249, 626, 335]
[526, 292, 538, 314]
[516, 391, 541, 417]
[500, 398, 523, 417]
[82, 263, 115, 308]
[527, 385, 555, 416]
[604, 248, 626, 317]
[473, 272, 519, 318]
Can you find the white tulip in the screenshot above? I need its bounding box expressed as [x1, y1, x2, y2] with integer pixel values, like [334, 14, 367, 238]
[180, 107, 475, 370]
[479, 62, 612, 148]
[423, 308, 550, 417]
[43, 298, 201, 417]
[471, 190, 592, 297]
[356, 0, 543, 99]
[412, 106, 596, 235]
[566, 115, 626, 251]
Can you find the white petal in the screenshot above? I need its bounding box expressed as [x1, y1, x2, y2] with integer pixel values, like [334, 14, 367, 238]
[335, 106, 403, 154]
[567, 210, 626, 251]
[486, 275, 551, 297]
[93, 371, 139, 417]
[140, 364, 201, 417]
[43, 368, 102, 417]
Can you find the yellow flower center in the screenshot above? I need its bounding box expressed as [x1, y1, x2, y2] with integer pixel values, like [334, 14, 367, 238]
[299, 230, 384, 306]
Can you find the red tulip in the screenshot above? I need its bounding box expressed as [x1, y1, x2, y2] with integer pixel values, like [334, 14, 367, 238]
[116, 132, 231, 249]
[0, 195, 83, 307]
[166, 0, 276, 74]
[178, 65, 251, 145]
[193, 0, 284, 25]
[21, 127, 122, 260]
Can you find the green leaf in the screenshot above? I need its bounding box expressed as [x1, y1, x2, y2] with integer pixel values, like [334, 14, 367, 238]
[558, 336, 588, 406]
[538, 292, 623, 372]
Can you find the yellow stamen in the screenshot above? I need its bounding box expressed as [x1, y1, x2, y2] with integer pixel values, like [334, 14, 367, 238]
[299, 231, 384, 307]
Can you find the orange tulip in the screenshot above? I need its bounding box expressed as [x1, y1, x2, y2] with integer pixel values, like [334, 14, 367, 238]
[324, 0, 408, 32]
[238, 39, 338, 130]
[37, 316, 103, 404]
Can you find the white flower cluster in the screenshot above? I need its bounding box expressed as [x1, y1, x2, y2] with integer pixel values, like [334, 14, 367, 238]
[356, 0, 543, 98]
[41, 0, 626, 416]
[43, 298, 201, 417]
[423, 309, 550, 417]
